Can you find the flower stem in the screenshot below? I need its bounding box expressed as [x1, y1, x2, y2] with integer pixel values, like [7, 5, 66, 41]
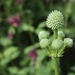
[58, 44, 66, 56]
[53, 29, 58, 39]
[52, 57, 60, 75]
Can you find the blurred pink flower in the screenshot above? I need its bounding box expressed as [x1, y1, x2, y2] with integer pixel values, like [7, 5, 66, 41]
[7, 16, 21, 27]
[16, 0, 24, 4]
[28, 49, 37, 60]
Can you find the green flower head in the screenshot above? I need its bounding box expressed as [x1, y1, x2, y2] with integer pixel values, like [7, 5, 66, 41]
[40, 38, 49, 48]
[38, 31, 49, 40]
[46, 10, 64, 29]
[58, 31, 65, 39]
[51, 39, 64, 50]
[58, 31, 65, 37]
[64, 38, 73, 47]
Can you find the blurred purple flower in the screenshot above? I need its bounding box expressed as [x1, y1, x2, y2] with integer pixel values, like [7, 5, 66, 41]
[16, 0, 24, 4]
[7, 16, 21, 27]
[28, 49, 37, 60]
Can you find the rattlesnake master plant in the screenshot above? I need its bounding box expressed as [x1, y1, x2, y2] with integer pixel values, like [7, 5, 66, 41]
[38, 10, 73, 75]
[46, 10, 64, 29]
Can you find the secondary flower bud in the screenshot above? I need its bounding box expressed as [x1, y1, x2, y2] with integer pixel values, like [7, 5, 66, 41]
[64, 38, 73, 47]
[58, 31, 65, 39]
[46, 10, 64, 29]
[40, 38, 49, 48]
[51, 39, 64, 50]
[38, 31, 49, 40]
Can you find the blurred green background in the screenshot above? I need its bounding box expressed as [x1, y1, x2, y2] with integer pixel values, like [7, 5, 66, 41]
[0, 0, 75, 75]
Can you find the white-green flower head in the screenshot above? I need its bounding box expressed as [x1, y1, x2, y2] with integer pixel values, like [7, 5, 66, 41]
[40, 38, 49, 48]
[64, 38, 73, 47]
[51, 39, 64, 50]
[46, 10, 64, 29]
[38, 31, 49, 40]
[58, 31, 65, 38]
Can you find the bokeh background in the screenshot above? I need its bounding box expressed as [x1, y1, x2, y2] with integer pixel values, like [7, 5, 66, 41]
[0, 0, 75, 75]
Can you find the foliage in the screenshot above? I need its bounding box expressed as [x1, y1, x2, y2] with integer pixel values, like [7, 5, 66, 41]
[0, 0, 75, 75]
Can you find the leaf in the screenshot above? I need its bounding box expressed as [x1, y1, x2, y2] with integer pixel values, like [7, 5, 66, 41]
[37, 21, 46, 29]
[24, 42, 39, 54]
[8, 26, 16, 34]
[68, 73, 75, 75]
[35, 49, 47, 69]
[70, 66, 75, 71]
[35, 29, 45, 35]
[37, 49, 47, 61]
[1, 58, 10, 66]
[21, 23, 35, 32]
[35, 65, 54, 75]
[17, 68, 30, 75]
[1, 46, 19, 65]
[0, 37, 12, 46]
[8, 67, 19, 75]
[3, 46, 19, 59]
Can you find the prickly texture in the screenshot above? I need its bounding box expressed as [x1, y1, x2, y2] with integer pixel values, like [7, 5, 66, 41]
[64, 38, 73, 47]
[38, 31, 49, 40]
[51, 39, 64, 50]
[40, 38, 49, 48]
[46, 10, 64, 29]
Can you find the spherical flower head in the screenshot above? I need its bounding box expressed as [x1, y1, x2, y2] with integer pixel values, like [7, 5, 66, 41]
[40, 38, 49, 48]
[64, 38, 73, 47]
[38, 31, 49, 40]
[58, 31, 65, 39]
[51, 39, 64, 50]
[46, 10, 64, 29]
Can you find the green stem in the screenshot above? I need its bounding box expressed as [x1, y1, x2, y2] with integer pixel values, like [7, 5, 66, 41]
[52, 57, 60, 75]
[58, 44, 66, 56]
[53, 29, 58, 39]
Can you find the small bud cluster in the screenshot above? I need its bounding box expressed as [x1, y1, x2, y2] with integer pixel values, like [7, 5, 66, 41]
[38, 10, 73, 57]
[38, 31, 50, 48]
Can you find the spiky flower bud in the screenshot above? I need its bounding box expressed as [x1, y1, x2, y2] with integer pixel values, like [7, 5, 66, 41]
[64, 38, 73, 47]
[38, 31, 49, 40]
[40, 38, 49, 48]
[51, 39, 64, 50]
[58, 31, 65, 39]
[46, 10, 64, 29]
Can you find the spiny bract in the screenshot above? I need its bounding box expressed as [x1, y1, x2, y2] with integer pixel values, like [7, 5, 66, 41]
[46, 10, 64, 29]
